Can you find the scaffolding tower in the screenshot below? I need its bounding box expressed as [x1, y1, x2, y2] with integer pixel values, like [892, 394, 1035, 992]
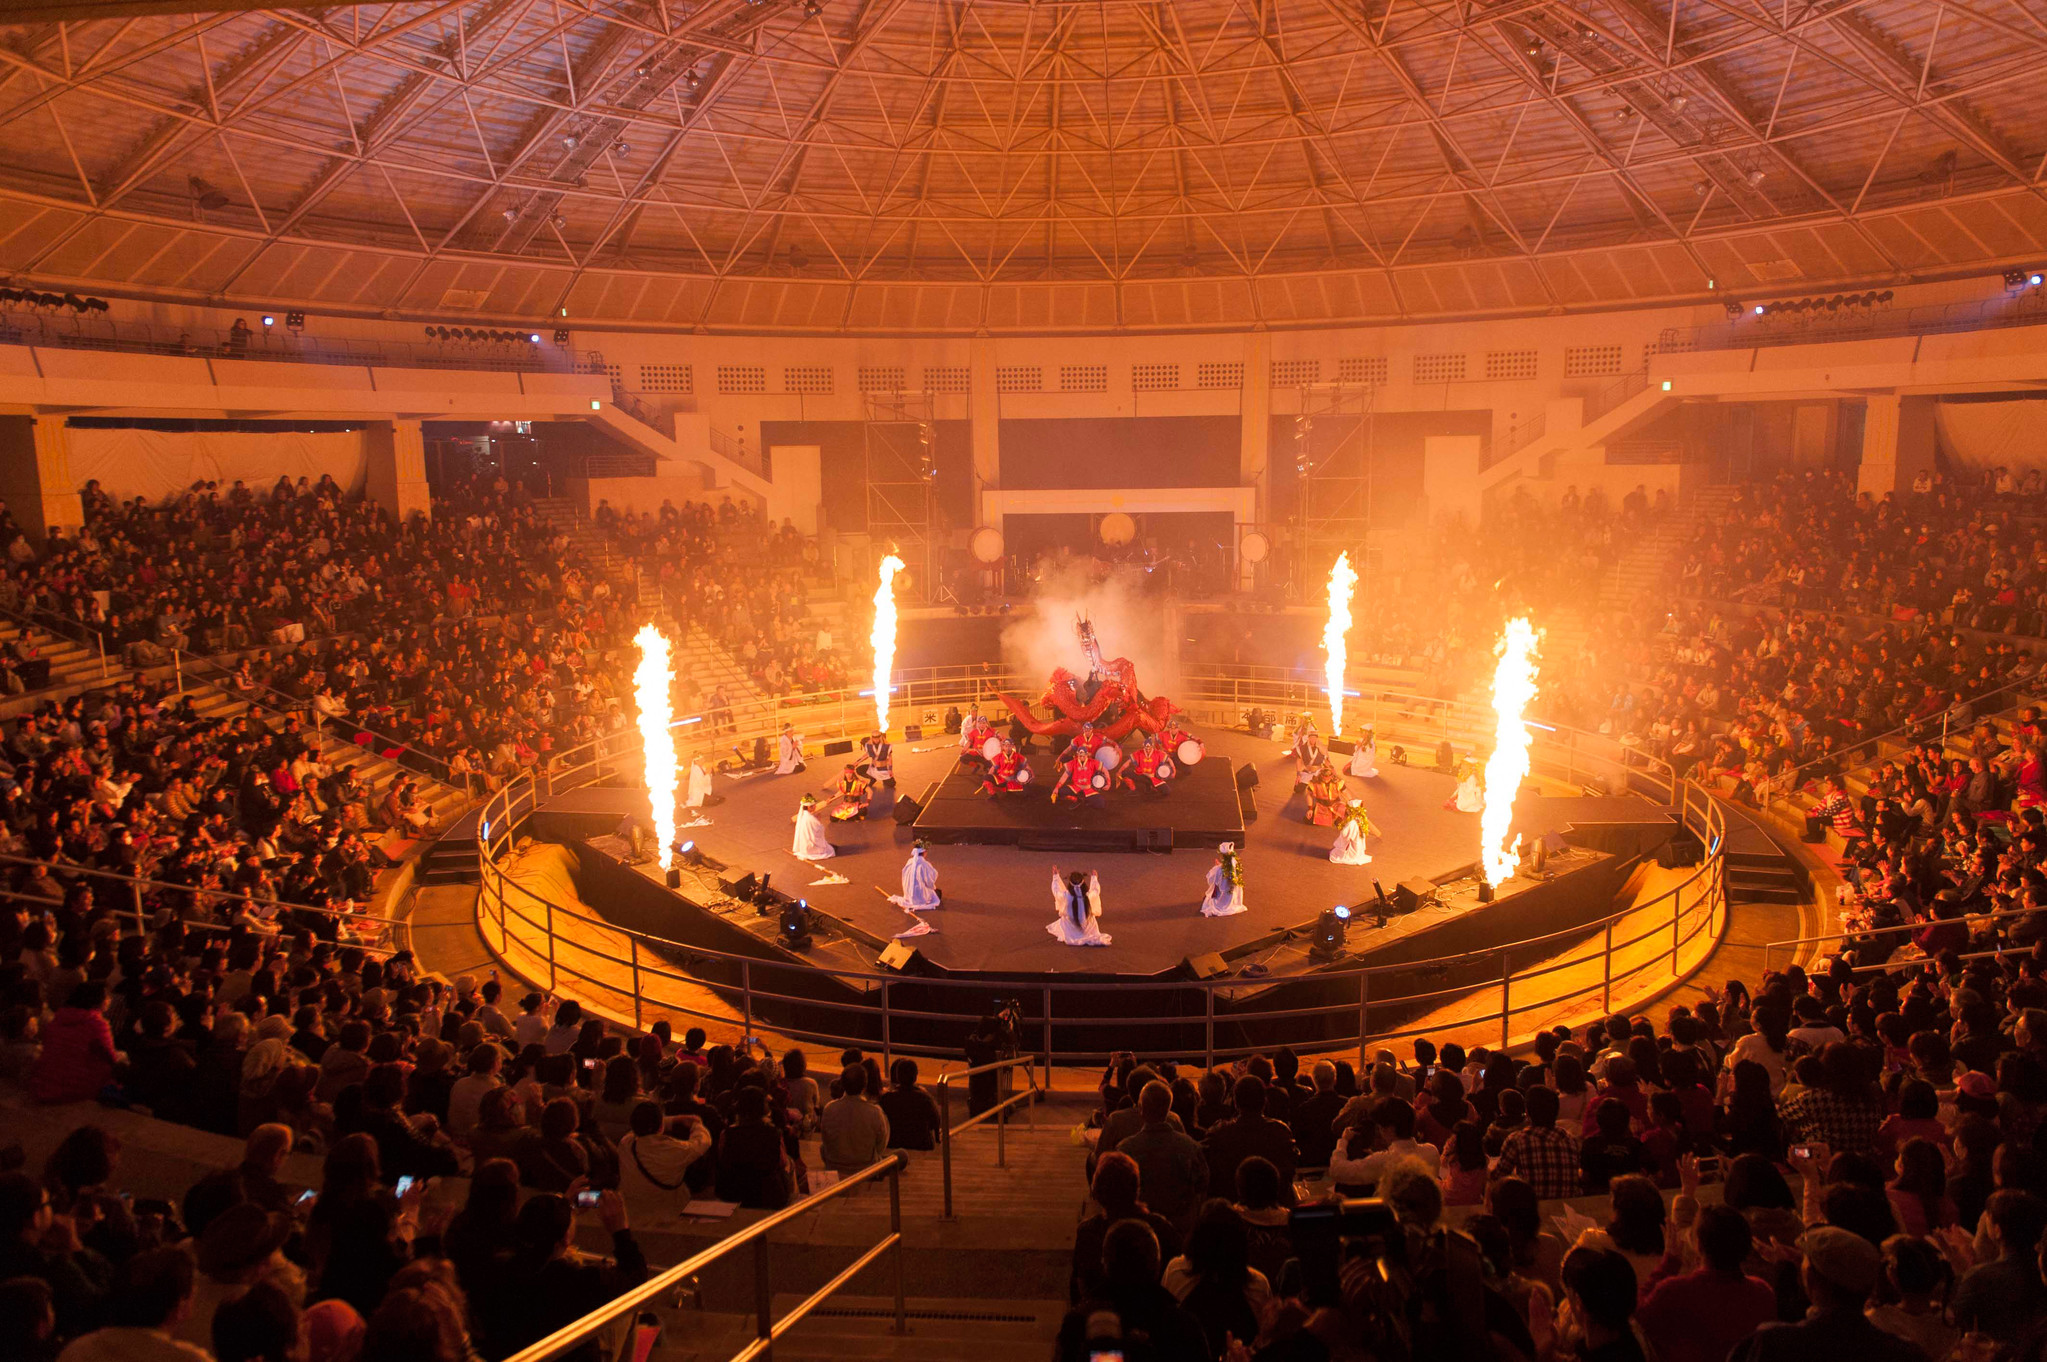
[1290, 382, 1380, 597]
[862, 390, 941, 603]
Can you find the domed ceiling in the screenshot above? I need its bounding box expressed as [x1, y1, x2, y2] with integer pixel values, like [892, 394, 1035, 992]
[1, 0, 2044, 331]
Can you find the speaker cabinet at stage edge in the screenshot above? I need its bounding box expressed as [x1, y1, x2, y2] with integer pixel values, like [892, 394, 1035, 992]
[877, 941, 922, 972]
[723, 871, 759, 900]
[1657, 834, 1704, 868]
[1391, 877, 1438, 914]
[1182, 951, 1229, 980]
[822, 738, 855, 756]
[891, 796, 923, 825]
[903, 724, 924, 742]
[1235, 765, 1261, 791]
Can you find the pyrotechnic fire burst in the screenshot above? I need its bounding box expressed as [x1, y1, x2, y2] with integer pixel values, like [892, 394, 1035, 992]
[633, 624, 677, 871]
[1481, 617, 1540, 887]
[871, 553, 906, 732]
[1324, 552, 1357, 736]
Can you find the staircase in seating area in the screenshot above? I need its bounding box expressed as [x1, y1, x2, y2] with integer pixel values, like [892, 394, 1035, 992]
[528, 494, 639, 588]
[180, 678, 473, 853]
[1594, 485, 1738, 615]
[0, 623, 121, 719]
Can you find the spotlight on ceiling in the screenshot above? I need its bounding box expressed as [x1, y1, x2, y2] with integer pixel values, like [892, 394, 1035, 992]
[527, 333, 541, 344]
[1753, 304, 1766, 315]
[1667, 93, 1688, 114]
[1523, 36, 1542, 56]
[502, 207, 517, 223]
[1746, 167, 1767, 186]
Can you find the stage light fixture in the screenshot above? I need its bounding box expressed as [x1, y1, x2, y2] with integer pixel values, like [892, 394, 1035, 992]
[1310, 906, 1350, 960]
[2034, 272, 2046, 288]
[553, 329, 570, 344]
[1752, 304, 1766, 315]
[527, 333, 542, 344]
[779, 898, 813, 949]
[679, 841, 704, 867]
[261, 315, 274, 328]
[285, 311, 306, 331]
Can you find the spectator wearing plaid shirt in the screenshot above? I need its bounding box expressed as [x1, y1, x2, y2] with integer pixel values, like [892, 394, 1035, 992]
[1491, 1085, 1581, 1200]
[1777, 1043, 1886, 1156]
[1806, 778, 1862, 846]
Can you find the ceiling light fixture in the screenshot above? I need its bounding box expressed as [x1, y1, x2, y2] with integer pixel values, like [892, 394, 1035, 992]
[1746, 167, 1767, 186]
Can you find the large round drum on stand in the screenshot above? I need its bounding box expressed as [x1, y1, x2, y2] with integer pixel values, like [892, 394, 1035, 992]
[1176, 738, 1207, 767]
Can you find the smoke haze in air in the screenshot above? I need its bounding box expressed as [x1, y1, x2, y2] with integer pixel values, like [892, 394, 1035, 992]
[1002, 563, 1179, 699]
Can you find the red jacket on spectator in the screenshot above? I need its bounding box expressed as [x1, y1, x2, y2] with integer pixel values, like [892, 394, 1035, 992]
[28, 1003, 117, 1104]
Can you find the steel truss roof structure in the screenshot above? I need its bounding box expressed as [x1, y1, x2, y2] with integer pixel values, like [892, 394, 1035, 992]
[2, 0, 2046, 332]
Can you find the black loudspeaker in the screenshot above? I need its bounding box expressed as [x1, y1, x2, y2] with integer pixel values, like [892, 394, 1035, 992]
[878, 941, 921, 971]
[1235, 765, 1260, 792]
[1183, 951, 1229, 980]
[1391, 878, 1437, 914]
[823, 739, 854, 756]
[724, 872, 759, 901]
[892, 796, 923, 825]
[903, 724, 923, 742]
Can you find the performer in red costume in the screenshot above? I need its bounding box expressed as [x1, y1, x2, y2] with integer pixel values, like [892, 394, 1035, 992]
[1126, 730, 1172, 798]
[1050, 745, 1108, 809]
[980, 738, 1032, 797]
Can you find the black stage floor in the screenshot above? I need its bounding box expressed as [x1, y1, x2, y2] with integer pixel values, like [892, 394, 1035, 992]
[911, 750, 1243, 849]
[514, 724, 1678, 977]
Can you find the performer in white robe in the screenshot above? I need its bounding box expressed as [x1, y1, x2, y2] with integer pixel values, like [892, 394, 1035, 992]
[1448, 772, 1483, 812]
[1200, 843, 1248, 917]
[685, 755, 714, 809]
[1329, 799, 1379, 865]
[1347, 729, 1379, 779]
[791, 794, 835, 861]
[887, 842, 941, 912]
[775, 726, 806, 775]
[1046, 868, 1110, 946]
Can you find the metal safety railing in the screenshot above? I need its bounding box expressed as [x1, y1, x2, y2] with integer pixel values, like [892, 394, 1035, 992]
[936, 1054, 1044, 1220]
[500, 1153, 909, 1362]
[1760, 902, 2035, 974]
[471, 666, 1731, 1070]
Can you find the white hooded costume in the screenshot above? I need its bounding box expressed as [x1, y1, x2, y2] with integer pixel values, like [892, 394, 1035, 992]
[776, 729, 806, 775]
[1450, 773, 1483, 813]
[1347, 734, 1379, 779]
[888, 846, 941, 911]
[685, 756, 713, 808]
[1201, 844, 1247, 917]
[1047, 870, 1110, 946]
[791, 797, 835, 861]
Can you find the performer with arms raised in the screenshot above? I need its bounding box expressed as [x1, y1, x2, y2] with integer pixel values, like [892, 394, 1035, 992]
[1046, 867, 1110, 946]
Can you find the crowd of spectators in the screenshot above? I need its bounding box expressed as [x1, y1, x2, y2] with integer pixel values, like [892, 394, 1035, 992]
[0, 893, 956, 1361]
[1065, 941, 2047, 1361]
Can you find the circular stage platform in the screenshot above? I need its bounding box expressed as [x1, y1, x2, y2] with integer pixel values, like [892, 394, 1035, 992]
[524, 722, 1672, 979]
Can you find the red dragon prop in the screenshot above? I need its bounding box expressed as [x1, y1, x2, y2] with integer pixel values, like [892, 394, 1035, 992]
[997, 618, 1181, 741]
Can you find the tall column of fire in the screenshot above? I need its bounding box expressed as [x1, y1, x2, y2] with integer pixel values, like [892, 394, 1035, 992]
[871, 553, 906, 732]
[634, 624, 678, 871]
[1481, 617, 1540, 887]
[1324, 552, 1357, 736]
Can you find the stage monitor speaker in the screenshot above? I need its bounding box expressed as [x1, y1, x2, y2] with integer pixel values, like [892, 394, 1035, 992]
[823, 739, 854, 756]
[1183, 952, 1229, 980]
[891, 796, 923, 825]
[724, 872, 759, 901]
[877, 941, 922, 972]
[903, 724, 924, 742]
[1236, 765, 1260, 792]
[1392, 878, 1438, 914]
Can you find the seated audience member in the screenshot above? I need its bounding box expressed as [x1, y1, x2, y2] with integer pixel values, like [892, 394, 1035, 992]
[819, 1063, 891, 1176]
[1635, 1204, 1774, 1362]
[876, 1059, 943, 1152]
[52, 1246, 205, 1362]
[1055, 1220, 1209, 1362]
[1200, 1075, 1298, 1199]
[617, 1101, 711, 1200]
[1729, 1226, 1923, 1362]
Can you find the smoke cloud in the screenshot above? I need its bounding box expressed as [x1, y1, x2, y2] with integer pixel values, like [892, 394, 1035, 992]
[1001, 563, 1179, 699]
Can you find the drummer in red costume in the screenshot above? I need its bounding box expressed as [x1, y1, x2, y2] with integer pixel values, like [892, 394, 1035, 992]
[980, 737, 1032, 797]
[1125, 729, 1173, 797]
[1050, 744, 1109, 809]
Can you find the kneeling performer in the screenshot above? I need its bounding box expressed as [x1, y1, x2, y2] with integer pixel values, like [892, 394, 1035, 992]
[1126, 730, 1173, 797]
[829, 763, 874, 821]
[791, 793, 835, 861]
[884, 841, 940, 937]
[1329, 798, 1379, 865]
[1046, 867, 1110, 946]
[1051, 743, 1108, 810]
[980, 737, 1033, 796]
[861, 729, 895, 787]
[1201, 842, 1247, 917]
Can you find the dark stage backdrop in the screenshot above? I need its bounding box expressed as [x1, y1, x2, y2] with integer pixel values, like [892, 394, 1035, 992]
[999, 416, 1240, 488]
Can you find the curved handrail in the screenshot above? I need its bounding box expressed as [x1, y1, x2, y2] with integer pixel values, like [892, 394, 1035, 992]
[469, 668, 1730, 1064]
